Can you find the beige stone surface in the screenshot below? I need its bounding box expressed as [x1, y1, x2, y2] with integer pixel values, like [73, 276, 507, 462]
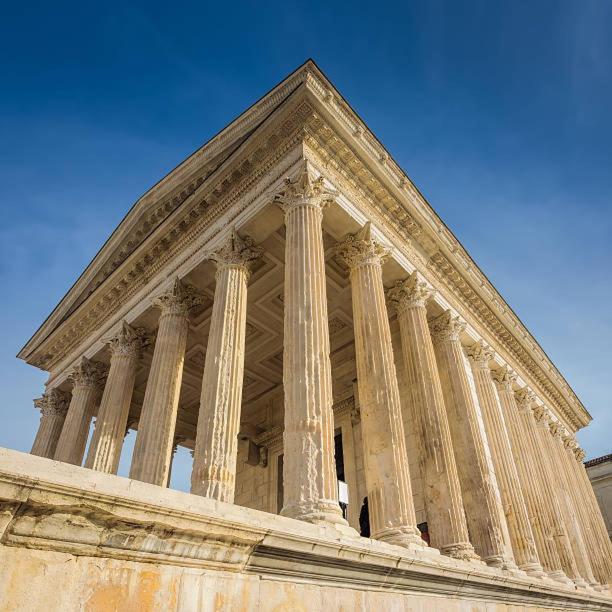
[85, 321, 146, 474]
[54, 357, 105, 465]
[337, 224, 423, 548]
[467, 341, 544, 576]
[30, 388, 69, 459]
[273, 164, 345, 526]
[2, 449, 611, 612]
[430, 310, 514, 569]
[389, 272, 476, 559]
[191, 229, 261, 502]
[129, 278, 201, 486]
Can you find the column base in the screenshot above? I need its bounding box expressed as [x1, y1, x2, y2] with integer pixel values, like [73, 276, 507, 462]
[572, 576, 590, 589]
[281, 500, 348, 527]
[519, 562, 547, 579]
[440, 542, 481, 562]
[482, 554, 519, 573]
[373, 526, 426, 549]
[547, 569, 573, 586]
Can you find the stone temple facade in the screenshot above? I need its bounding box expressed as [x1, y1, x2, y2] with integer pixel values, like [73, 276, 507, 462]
[1, 60, 611, 611]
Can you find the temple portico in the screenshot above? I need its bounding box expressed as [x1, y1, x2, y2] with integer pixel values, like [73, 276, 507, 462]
[5, 60, 611, 610]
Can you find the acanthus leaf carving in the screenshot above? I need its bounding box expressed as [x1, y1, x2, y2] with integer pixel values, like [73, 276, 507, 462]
[387, 271, 435, 311]
[334, 222, 389, 269]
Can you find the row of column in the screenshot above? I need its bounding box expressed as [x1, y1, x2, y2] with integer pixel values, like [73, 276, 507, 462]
[30, 163, 611, 590]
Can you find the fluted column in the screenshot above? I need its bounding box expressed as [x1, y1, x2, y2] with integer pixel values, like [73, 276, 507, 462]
[336, 226, 423, 548]
[521, 395, 582, 586]
[467, 341, 544, 576]
[272, 164, 345, 525]
[567, 441, 612, 590]
[494, 369, 568, 583]
[31, 389, 70, 458]
[129, 278, 201, 486]
[54, 357, 106, 465]
[84, 322, 147, 474]
[388, 273, 476, 558]
[191, 229, 262, 502]
[428, 312, 514, 569]
[545, 420, 597, 588]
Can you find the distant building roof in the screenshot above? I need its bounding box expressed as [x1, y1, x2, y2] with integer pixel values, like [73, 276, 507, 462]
[584, 454, 612, 467]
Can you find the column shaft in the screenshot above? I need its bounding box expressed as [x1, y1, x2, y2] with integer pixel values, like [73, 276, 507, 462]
[467, 342, 543, 576]
[389, 273, 476, 558]
[430, 313, 514, 569]
[54, 358, 105, 465]
[274, 165, 345, 525]
[31, 389, 70, 458]
[191, 230, 261, 502]
[569, 443, 612, 588]
[494, 371, 567, 582]
[85, 322, 145, 474]
[338, 229, 423, 548]
[523, 399, 581, 585]
[129, 278, 200, 486]
[546, 423, 597, 587]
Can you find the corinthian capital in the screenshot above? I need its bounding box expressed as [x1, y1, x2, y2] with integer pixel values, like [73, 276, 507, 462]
[108, 321, 148, 357]
[335, 222, 389, 269]
[562, 432, 576, 450]
[466, 340, 494, 368]
[492, 365, 517, 391]
[532, 404, 552, 425]
[574, 446, 586, 462]
[513, 386, 535, 409]
[209, 228, 263, 274]
[429, 310, 466, 343]
[387, 271, 435, 311]
[35, 388, 70, 417]
[70, 356, 107, 388]
[273, 161, 336, 214]
[153, 277, 203, 316]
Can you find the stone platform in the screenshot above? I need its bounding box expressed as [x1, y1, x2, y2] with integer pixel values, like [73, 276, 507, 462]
[0, 449, 610, 611]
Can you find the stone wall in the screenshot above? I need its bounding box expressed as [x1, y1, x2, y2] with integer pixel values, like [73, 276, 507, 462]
[1, 449, 610, 612]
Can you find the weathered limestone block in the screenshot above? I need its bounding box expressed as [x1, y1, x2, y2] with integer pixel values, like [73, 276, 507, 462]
[191, 229, 262, 502]
[272, 163, 346, 525]
[30, 389, 70, 459]
[337, 226, 423, 548]
[129, 278, 201, 486]
[84, 321, 147, 474]
[430, 312, 514, 569]
[467, 341, 544, 576]
[388, 272, 476, 558]
[54, 357, 106, 466]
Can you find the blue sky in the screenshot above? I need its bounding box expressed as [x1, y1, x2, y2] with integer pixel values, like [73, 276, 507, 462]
[0, 1, 610, 491]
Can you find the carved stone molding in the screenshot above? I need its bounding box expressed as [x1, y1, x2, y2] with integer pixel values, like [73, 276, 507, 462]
[514, 386, 535, 410]
[208, 228, 263, 276]
[387, 271, 434, 312]
[465, 340, 494, 369]
[335, 222, 388, 269]
[69, 357, 107, 389]
[429, 310, 465, 343]
[34, 389, 70, 418]
[153, 278, 203, 317]
[273, 160, 336, 216]
[492, 366, 517, 392]
[107, 321, 148, 358]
